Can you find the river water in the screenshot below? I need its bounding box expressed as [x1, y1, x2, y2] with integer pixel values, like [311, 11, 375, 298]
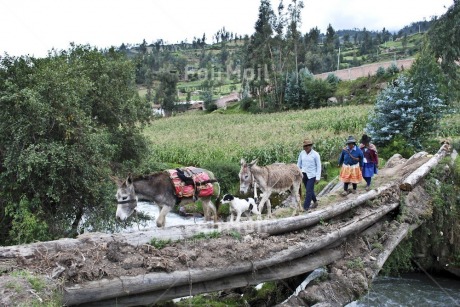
[126, 202, 460, 306]
[119, 201, 207, 232]
[348, 273, 460, 307]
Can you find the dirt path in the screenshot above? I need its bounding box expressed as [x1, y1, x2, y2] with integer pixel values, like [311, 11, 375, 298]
[315, 59, 415, 81]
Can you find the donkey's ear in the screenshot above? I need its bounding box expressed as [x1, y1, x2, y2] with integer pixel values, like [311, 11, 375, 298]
[240, 158, 246, 165]
[249, 159, 258, 166]
[126, 173, 133, 185]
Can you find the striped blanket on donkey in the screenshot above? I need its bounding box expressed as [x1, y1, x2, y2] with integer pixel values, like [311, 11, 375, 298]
[167, 167, 216, 199]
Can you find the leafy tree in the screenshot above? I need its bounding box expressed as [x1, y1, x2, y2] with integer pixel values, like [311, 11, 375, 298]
[0, 45, 151, 244]
[302, 77, 334, 108]
[428, 0, 460, 103]
[287, 0, 304, 75]
[408, 48, 446, 143]
[324, 24, 336, 52]
[201, 67, 217, 112]
[304, 27, 320, 53]
[155, 71, 178, 116]
[245, 0, 275, 109]
[284, 71, 301, 109]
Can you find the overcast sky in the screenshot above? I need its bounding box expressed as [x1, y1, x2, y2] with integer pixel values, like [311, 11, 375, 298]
[0, 0, 454, 58]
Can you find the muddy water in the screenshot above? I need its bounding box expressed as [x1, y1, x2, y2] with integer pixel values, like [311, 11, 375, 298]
[348, 273, 460, 307]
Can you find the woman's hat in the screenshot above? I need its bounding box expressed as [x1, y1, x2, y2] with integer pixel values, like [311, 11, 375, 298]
[346, 136, 356, 144]
[360, 134, 371, 143]
[303, 139, 313, 146]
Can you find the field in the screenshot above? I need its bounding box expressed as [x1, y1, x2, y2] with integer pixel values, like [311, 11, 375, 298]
[143, 105, 372, 167]
[143, 103, 460, 171]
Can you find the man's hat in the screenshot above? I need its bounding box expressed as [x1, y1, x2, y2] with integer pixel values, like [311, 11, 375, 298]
[303, 139, 313, 146]
[346, 136, 356, 144]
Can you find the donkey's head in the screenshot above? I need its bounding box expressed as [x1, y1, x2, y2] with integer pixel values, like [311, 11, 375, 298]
[110, 174, 138, 221]
[238, 158, 258, 194]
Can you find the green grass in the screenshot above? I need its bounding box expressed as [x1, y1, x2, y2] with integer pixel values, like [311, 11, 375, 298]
[149, 238, 172, 249]
[192, 231, 221, 240]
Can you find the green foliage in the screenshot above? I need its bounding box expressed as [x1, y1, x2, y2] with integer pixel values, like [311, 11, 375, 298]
[381, 240, 414, 276]
[326, 73, 340, 87]
[413, 157, 460, 268]
[428, 0, 460, 103]
[407, 48, 446, 143]
[218, 202, 230, 216]
[201, 161, 241, 194]
[378, 135, 415, 159]
[192, 231, 221, 240]
[6, 198, 51, 244]
[228, 231, 242, 241]
[376, 66, 386, 77]
[346, 257, 365, 269]
[0, 45, 151, 244]
[385, 63, 400, 75]
[155, 71, 179, 115]
[149, 238, 172, 249]
[240, 97, 255, 111]
[301, 77, 335, 108]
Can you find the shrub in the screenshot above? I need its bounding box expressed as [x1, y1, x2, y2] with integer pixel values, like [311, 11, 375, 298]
[385, 63, 400, 76]
[201, 161, 241, 194]
[376, 66, 386, 77]
[378, 135, 415, 159]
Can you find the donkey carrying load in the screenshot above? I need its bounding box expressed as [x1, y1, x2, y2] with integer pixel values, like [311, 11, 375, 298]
[111, 167, 220, 228]
[239, 159, 303, 218]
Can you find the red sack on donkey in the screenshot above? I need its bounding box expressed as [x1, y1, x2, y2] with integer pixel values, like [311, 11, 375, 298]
[167, 167, 214, 198]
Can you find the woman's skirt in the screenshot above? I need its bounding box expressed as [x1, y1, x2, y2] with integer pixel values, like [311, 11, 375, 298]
[362, 162, 377, 178]
[339, 164, 363, 183]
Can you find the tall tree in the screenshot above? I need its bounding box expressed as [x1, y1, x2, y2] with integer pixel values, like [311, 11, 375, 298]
[0, 45, 151, 244]
[408, 46, 446, 144]
[287, 0, 304, 77]
[428, 0, 460, 103]
[155, 71, 178, 116]
[246, 0, 275, 109]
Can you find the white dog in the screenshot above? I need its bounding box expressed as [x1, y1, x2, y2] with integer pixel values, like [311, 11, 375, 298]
[221, 194, 261, 222]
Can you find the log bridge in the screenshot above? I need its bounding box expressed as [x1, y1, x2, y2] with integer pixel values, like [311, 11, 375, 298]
[0, 144, 454, 306]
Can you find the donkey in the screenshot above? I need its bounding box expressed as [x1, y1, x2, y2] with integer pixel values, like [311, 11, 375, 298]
[239, 158, 303, 218]
[111, 169, 220, 228]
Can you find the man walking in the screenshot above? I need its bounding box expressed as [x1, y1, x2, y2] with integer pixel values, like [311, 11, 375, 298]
[297, 139, 321, 211]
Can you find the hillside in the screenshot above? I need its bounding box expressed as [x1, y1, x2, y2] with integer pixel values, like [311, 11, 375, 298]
[124, 21, 429, 110]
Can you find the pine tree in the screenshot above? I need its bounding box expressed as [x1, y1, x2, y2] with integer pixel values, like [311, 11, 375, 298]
[366, 58, 445, 149]
[366, 75, 421, 146]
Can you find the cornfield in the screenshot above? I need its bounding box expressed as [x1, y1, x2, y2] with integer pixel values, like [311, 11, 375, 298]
[143, 105, 373, 166]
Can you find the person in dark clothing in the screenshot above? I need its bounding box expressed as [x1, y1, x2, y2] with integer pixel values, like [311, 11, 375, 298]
[359, 134, 378, 191]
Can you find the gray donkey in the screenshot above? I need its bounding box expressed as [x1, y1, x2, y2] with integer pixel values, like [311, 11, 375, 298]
[239, 159, 303, 218]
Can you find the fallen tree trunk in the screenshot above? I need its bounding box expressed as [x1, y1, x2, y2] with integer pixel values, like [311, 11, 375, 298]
[81, 249, 345, 307]
[400, 143, 450, 191]
[63, 202, 399, 305]
[0, 183, 397, 259]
